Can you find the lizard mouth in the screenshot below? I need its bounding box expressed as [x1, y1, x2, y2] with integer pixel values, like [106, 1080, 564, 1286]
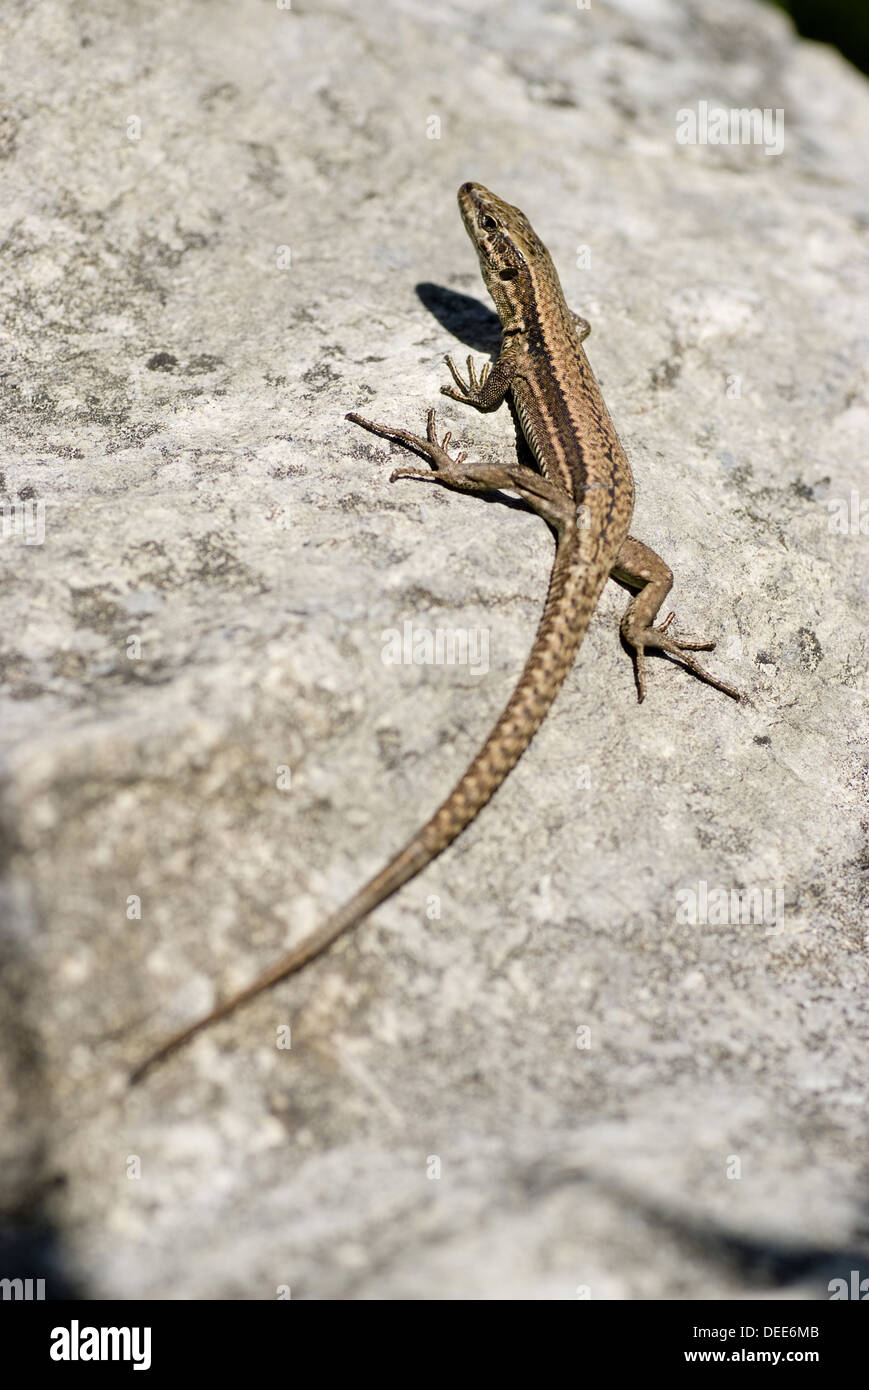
[458, 180, 493, 226]
[457, 182, 524, 282]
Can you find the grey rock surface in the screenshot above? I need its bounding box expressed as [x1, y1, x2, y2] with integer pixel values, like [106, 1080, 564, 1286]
[1, 0, 867, 1299]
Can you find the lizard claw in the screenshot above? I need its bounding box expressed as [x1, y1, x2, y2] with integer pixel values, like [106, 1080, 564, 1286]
[441, 353, 490, 406]
[624, 615, 739, 702]
[348, 408, 468, 480]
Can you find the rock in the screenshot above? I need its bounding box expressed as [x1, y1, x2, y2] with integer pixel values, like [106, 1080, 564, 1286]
[1, 0, 866, 1299]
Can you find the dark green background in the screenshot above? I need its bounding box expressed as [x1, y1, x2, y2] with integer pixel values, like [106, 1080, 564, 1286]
[770, 0, 869, 74]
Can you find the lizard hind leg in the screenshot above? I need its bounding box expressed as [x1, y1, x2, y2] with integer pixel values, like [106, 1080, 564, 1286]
[346, 408, 467, 483]
[612, 535, 740, 703]
[346, 409, 577, 532]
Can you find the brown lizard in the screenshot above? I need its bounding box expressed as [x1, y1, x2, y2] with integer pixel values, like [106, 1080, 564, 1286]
[131, 182, 738, 1083]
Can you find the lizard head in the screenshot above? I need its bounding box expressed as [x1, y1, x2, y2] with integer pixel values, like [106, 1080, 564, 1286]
[457, 182, 551, 317]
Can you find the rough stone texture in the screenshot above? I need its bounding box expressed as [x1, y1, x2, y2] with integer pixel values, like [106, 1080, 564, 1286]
[1, 0, 867, 1300]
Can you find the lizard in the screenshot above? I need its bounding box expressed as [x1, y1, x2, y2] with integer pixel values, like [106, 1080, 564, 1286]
[131, 181, 738, 1084]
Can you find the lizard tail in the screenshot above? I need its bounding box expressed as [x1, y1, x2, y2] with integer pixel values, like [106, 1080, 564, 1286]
[131, 534, 608, 1083]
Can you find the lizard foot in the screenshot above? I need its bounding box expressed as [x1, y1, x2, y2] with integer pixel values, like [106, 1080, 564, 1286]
[346, 408, 466, 481]
[623, 612, 740, 704]
[347, 409, 575, 528]
[440, 354, 491, 407]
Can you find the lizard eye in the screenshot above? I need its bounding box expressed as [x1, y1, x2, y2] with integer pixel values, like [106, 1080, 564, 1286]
[479, 214, 498, 231]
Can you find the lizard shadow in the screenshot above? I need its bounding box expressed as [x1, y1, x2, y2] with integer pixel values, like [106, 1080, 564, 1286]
[416, 282, 502, 357]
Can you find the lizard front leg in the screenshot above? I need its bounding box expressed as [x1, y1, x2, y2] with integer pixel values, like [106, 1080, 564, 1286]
[440, 313, 586, 411]
[612, 535, 740, 703]
[440, 346, 517, 411]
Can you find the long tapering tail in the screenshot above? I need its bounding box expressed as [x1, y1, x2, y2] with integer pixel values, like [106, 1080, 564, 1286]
[131, 532, 608, 1083]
